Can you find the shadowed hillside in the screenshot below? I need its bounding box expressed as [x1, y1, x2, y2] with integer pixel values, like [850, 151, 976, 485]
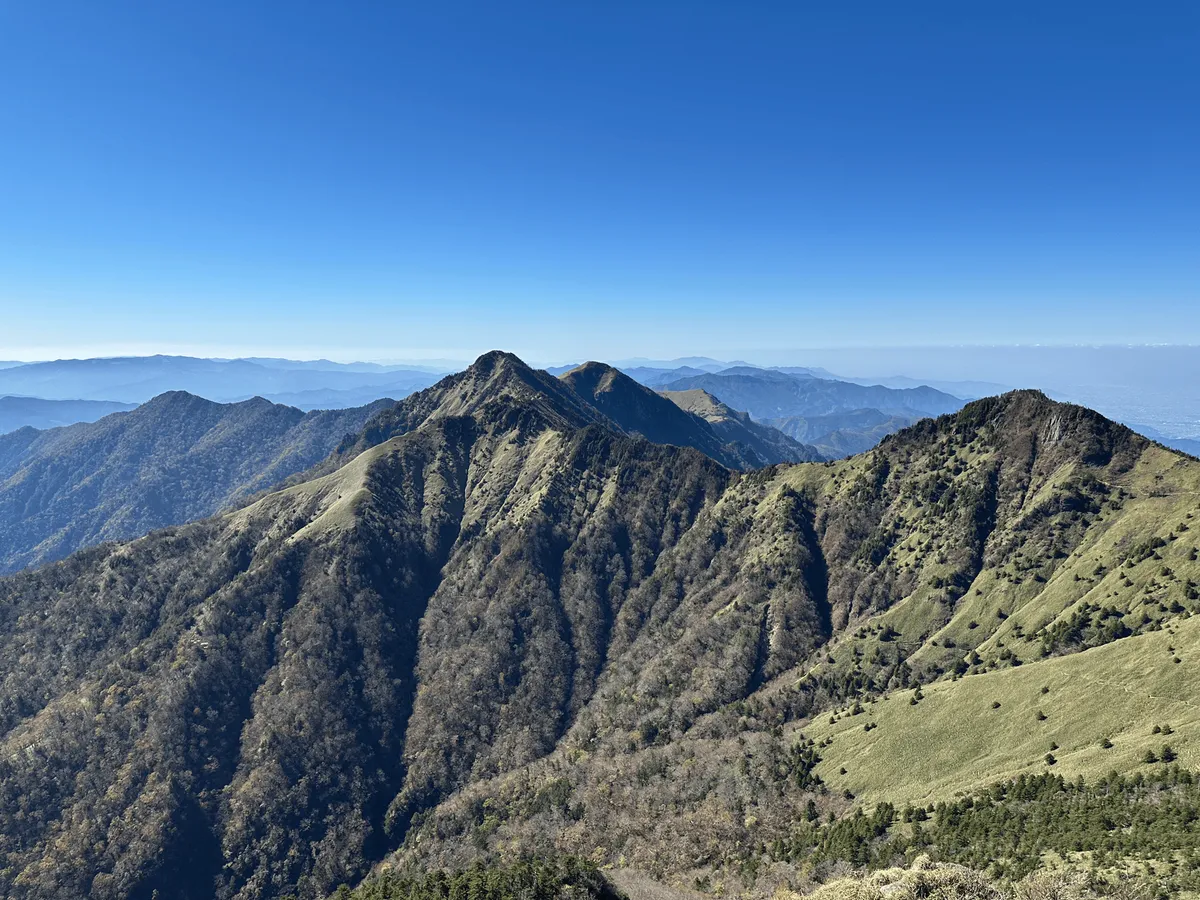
[0, 393, 389, 573]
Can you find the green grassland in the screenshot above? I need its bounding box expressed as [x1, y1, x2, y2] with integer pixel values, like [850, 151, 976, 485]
[788, 437, 1200, 808]
[808, 611, 1200, 807]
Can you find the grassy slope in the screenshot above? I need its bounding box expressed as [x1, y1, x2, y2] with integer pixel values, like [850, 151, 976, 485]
[808, 615, 1200, 807]
[767, 428, 1200, 807]
[769, 432, 1200, 674]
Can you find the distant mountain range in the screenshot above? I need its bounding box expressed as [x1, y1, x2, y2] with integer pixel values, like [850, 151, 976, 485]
[1122, 422, 1200, 458]
[639, 367, 962, 456]
[762, 407, 918, 458]
[0, 356, 981, 463]
[0, 355, 445, 407]
[548, 361, 972, 458]
[827, 373, 1012, 398]
[657, 367, 965, 419]
[606, 355, 753, 371]
[12, 353, 1193, 468]
[549, 358, 1003, 399]
[0, 396, 136, 433]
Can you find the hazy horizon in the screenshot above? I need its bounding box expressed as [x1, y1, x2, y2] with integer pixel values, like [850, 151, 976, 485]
[3, 341, 1200, 368]
[3, 344, 1199, 441]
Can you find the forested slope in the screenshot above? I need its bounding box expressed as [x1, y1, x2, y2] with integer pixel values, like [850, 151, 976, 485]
[0, 393, 389, 573]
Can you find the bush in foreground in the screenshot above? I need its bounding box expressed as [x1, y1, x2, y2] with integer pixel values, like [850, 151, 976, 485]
[797, 857, 1144, 900]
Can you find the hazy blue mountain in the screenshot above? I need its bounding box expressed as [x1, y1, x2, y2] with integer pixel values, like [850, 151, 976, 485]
[546, 364, 715, 385]
[0, 392, 389, 573]
[615, 365, 715, 386]
[795, 371, 1010, 399]
[760, 345, 1200, 443]
[660, 368, 964, 419]
[651, 368, 964, 457]
[235, 357, 444, 374]
[767, 365, 840, 379]
[842, 374, 1008, 398]
[572, 360, 995, 401]
[1124, 422, 1200, 458]
[261, 374, 447, 410]
[0, 396, 136, 434]
[763, 407, 917, 458]
[1167, 437, 1200, 457]
[0, 356, 446, 404]
[370, 356, 470, 371]
[608, 356, 748, 371]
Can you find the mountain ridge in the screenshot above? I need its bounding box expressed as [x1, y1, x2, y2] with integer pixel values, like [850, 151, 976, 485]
[0, 359, 1196, 899]
[333, 354, 820, 474]
[0, 391, 390, 573]
[658, 387, 823, 465]
[0, 355, 444, 406]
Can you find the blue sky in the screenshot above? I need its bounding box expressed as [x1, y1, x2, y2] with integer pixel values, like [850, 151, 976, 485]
[0, 1, 1196, 362]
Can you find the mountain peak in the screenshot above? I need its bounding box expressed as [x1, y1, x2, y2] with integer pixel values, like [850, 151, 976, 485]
[141, 389, 218, 409]
[558, 360, 628, 395]
[466, 349, 530, 377]
[658, 387, 738, 422]
[951, 388, 1100, 429]
[885, 387, 1145, 469]
[335, 354, 824, 474]
[560, 360, 679, 416]
[333, 352, 609, 461]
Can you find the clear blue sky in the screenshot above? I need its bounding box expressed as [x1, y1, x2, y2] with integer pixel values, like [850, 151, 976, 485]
[1, 1, 1196, 362]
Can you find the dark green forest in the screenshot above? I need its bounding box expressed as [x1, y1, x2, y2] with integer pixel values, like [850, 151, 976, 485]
[329, 858, 620, 900]
[774, 767, 1200, 891]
